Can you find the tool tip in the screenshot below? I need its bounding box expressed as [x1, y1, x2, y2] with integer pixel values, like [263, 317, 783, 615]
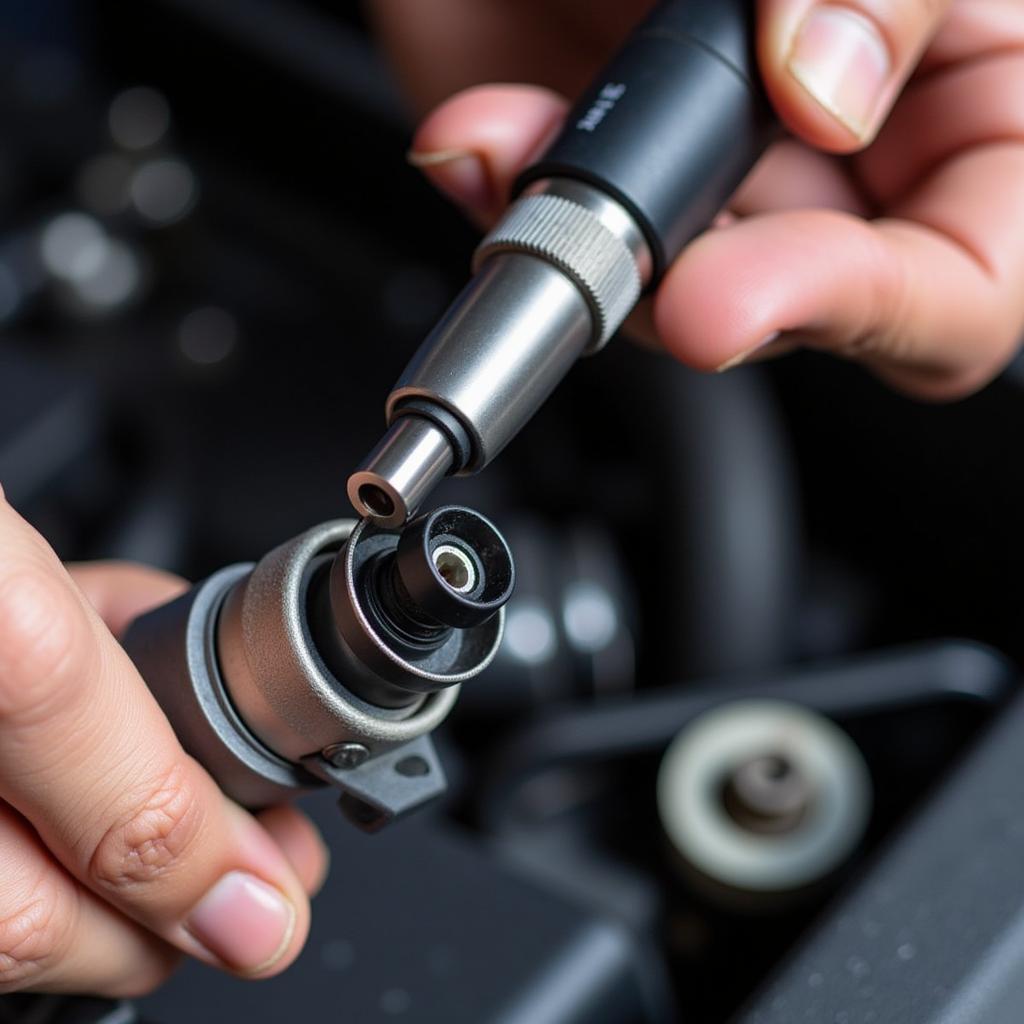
[347, 472, 407, 529]
[347, 416, 455, 528]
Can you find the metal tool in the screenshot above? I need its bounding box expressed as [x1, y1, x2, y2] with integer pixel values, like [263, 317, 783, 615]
[122, 504, 514, 831]
[348, 0, 778, 527]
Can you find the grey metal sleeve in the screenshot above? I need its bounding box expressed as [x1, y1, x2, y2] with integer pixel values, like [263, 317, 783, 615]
[216, 519, 460, 761]
[474, 192, 642, 352]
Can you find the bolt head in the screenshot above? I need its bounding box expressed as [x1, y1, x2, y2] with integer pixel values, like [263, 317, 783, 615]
[323, 742, 370, 769]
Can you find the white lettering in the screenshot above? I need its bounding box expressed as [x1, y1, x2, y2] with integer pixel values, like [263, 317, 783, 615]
[576, 82, 627, 132]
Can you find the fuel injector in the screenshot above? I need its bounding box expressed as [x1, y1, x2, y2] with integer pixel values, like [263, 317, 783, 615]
[123, 506, 514, 831]
[348, 0, 779, 527]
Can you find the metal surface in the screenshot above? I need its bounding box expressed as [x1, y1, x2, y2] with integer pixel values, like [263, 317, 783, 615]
[725, 754, 812, 833]
[386, 251, 592, 465]
[305, 734, 448, 831]
[125, 514, 506, 826]
[475, 191, 641, 351]
[327, 516, 506, 696]
[521, 177, 654, 288]
[347, 415, 453, 527]
[216, 519, 459, 761]
[322, 741, 370, 769]
[123, 564, 319, 808]
[348, 178, 650, 527]
[657, 701, 871, 894]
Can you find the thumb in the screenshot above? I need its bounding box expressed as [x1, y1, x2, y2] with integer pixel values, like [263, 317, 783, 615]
[758, 0, 953, 151]
[408, 84, 569, 226]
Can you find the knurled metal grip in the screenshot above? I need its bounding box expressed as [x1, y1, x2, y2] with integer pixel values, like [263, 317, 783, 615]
[474, 193, 641, 352]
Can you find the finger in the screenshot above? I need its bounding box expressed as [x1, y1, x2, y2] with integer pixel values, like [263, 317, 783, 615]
[408, 88, 871, 225]
[758, 0, 953, 150]
[0, 498, 311, 978]
[654, 153, 1024, 398]
[64, 567, 331, 897]
[67, 561, 188, 638]
[857, 47, 1024, 205]
[0, 802, 178, 997]
[730, 139, 871, 217]
[915, 0, 1024, 77]
[257, 807, 330, 898]
[409, 84, 568, 225]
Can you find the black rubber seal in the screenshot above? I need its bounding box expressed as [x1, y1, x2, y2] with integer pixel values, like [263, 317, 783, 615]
[391, 398, 474, 473]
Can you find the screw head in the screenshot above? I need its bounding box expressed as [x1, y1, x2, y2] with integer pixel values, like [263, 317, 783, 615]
[323, 742, 370, 770]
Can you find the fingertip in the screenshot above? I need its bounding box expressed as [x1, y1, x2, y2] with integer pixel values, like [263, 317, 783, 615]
[758, 0, 872, 153]
[193, 801, 314, 978]
[185, 868, 306, 979]
[412, 83, 567, 158]
[652, 223, 787, 371]
[760, 0, 954, 152]
[410, 83, 568, 220]
[653, 209, 881, 372]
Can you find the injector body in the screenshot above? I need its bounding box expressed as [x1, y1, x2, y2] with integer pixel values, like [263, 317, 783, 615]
[123, 506, 514, 831]
[349, 0, 779, 527]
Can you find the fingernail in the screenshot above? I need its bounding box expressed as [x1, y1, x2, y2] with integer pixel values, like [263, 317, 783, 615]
[186, 871, 296, 974]
[407, 148, 493, 214]
[716, 331, 781, 373]
[788, 5, 891, 140]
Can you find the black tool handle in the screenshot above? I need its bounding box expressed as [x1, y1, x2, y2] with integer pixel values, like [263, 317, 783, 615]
[516, 0, 778, 283]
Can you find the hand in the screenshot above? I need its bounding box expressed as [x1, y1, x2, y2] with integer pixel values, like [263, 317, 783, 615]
[0, 492, 327, 996]
[372, 0, 1024, 399]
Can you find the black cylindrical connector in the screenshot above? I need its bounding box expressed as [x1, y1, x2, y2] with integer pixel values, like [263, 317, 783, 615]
[394, 506, 514, 629]
[517, 0, 778, 282]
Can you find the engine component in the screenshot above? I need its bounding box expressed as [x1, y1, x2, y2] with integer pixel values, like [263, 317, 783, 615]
[122, 504, 514, 831]
[657, 701, 871, 898]
[739, 691, 1024, 1024]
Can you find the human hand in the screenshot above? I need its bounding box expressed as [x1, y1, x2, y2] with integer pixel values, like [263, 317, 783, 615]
[0, 493, 327, 995]
[372, 0, 1024, 398]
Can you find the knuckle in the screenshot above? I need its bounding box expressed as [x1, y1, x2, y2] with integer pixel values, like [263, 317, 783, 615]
[89, 763, 207, 894]
[0, 883, 74, 994]
[0, 568, 86, 725]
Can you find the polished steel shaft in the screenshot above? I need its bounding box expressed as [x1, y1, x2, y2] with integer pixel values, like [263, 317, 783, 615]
[347, 179, 652, 526]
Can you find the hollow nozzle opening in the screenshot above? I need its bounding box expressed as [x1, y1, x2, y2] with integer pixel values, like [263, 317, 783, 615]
[393, 506, 515, 630]
[347, 417, 455, 529]
[433, 544, 476, 593]
[357, 483, 396, 520]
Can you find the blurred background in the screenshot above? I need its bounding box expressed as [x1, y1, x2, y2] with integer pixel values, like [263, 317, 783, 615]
[3, 2, 1024, 1022]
